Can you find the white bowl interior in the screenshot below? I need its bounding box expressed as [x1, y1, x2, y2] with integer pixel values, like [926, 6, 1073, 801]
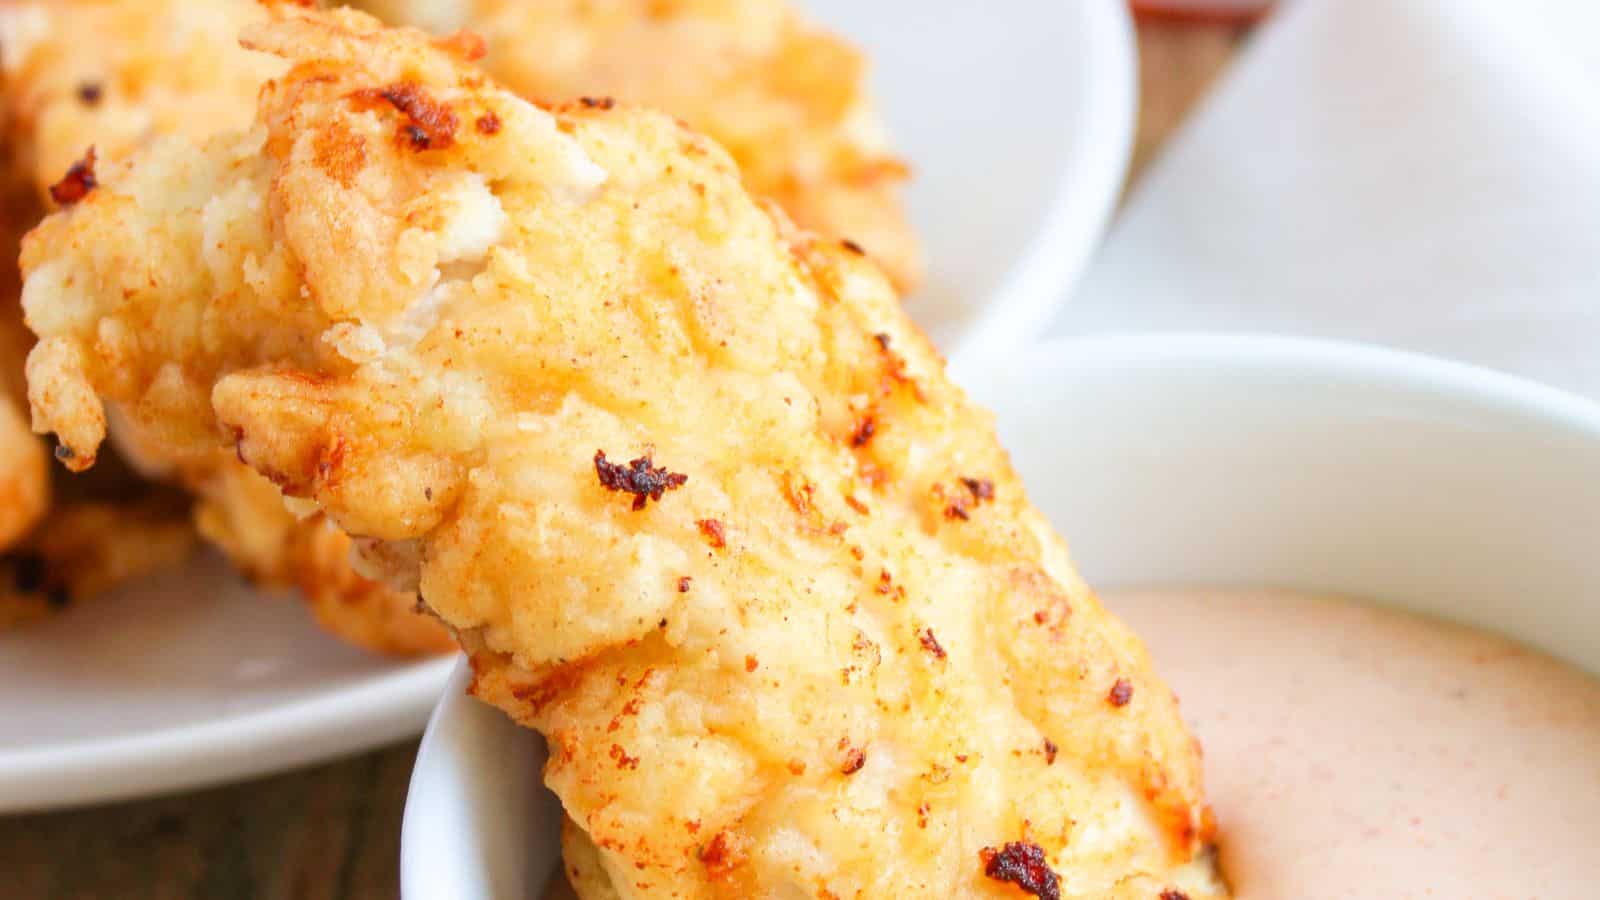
[971, 335, 1600, 673]
[812, 0, 1136, 359]
[403, 336, 1600, 898]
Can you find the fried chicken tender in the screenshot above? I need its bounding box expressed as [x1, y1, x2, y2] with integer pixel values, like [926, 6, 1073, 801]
[0, 109, 194, 623]
[0, 491, 195, 628]
[0, 0, 283, 205]
[0, 355, 45, 550]
[0, 0, 452, 653]
[21, 8, 1223, 897]
[193, 461, 454, 655]
[0, 207, 47, 551]
[353, 0, 922, 292]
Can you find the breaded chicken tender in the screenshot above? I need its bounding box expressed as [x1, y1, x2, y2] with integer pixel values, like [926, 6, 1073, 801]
[22, 9, 1223, 897]
[0, 0, 452, 653]
[353, 0, 922, 292]
[0, 491, 195, 628]
[0, 0, 283, 205]
[0, 125, 193, 625]
[0, 347, 45, 550]
[0, 201, 47, 551]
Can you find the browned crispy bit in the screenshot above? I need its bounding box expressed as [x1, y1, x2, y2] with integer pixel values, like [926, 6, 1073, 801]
[475, 112, 502, 135]
[354, 82, 458, 150]
[76, 82, 103, 106]
[608, 743, 639, 770]
[677, 576, 692, 593]
[594, 450, 687, 511]
[698, 830, 749, 880]
[1108, 677, 1134, 707]
[840, 743, 865, 775]
[960, 476, 995, 502]
[918, 627, 946, 660]
[841, 238, 865, 255]
[1042, 738, 1058, 765]
[781, 473, 815, 517]
[48, 147, 97, 206]
[849, 416, 876, 448]
[696, 518, 726, 547]
[979, 841, 1060, 900]
[1161, 892, 1192, 900]
[579, 95, 616, 110]
[944, 476, 995, 521]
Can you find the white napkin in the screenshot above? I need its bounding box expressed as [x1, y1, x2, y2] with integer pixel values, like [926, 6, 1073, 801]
[1053, 0, 1600, 398]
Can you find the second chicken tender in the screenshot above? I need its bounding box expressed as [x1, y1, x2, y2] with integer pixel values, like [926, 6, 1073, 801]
[0, 0, 451, 653]
[22, 8, 1224, 897]
[0, 222, 46, 550]
[355, 0, 922, 292]
[0, 134, 192, 625]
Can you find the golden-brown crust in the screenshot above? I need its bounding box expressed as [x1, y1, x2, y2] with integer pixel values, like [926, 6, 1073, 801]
[0, 491, 195, 629]
[0, 292, 47, 549]
[19, 9, 1222, 895]
[354, 0, 923, 292]
[0, 399, 48, 550]
[192, 461, 454, 655]
[0, 0, 451, 654]
[0, 0, 286, 205]
[0, 137, 49, 550]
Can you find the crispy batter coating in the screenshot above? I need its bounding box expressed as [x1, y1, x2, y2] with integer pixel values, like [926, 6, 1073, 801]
[194, 462, 455, 655]
[0, 0, 283, 206]
[20, 9, 1223, 897]
[0, 56, 194, 624]
[0, 203, 47, 551]
[0, 492, 195, 629]
[354, 0, 922, 292]
[0, 77, 47, 546]
[0, 387, 45, 549]
[0, 0, 451, 653]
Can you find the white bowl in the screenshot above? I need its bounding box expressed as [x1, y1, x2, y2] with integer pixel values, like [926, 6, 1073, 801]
[402, 335, 1600, 897]
[826, 0, 1137, 362]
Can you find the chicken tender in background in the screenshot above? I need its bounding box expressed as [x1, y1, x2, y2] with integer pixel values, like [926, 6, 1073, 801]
[0, 378, 45, 550]
[194, 462, 454, 655]
[0, 0, 282, 205]
[0, 491, 195, 628]
[0, 0, 452, 654]
[21, 8, 1224, 897]
[0, 132, 193, 624]
[354, 0, 922, 292]
[0, 231, 48, 551]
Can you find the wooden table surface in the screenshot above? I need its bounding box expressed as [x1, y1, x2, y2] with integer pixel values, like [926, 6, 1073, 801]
[0, 17, 1252, 900]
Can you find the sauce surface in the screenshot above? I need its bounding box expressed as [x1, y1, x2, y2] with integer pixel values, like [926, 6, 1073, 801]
[1111, 588, 1600, 899]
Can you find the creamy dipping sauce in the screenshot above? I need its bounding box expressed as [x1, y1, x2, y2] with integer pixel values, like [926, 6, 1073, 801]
[1112, 588, 1600, 899]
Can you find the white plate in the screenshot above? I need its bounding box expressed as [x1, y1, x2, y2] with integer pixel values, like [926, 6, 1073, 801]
[829, 0, 1137, 361]
[401, 335, 1600, 898]
[0, 552, 455, 812]
[0, 1, 1135, 812]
